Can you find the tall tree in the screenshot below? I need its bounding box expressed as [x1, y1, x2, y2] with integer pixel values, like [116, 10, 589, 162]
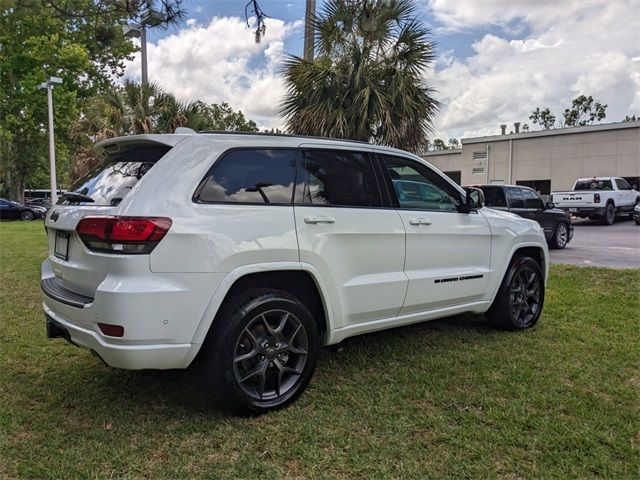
[0, 0, 184, 201]
[562, 95, 607, 127]
[71, 81, 257, 180]
[529, 107, 556, 130]
[528, 96, 607, 132]
[280, 0, 439, 152]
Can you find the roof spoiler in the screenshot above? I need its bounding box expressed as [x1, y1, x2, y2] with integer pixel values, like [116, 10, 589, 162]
[93, 133, 189, 155]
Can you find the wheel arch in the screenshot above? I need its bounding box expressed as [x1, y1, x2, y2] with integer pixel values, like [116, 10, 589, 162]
[190, 263, 334, 350]
[512, 245, 546, 276]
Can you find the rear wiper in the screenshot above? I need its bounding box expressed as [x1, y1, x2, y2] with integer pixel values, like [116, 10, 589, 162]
[60, 192, 95, 203]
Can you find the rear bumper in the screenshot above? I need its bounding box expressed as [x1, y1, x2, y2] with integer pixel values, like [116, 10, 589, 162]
[43, 302, 195, 369]
[41, 258, 226, 370]
[557, 206, 605, 217]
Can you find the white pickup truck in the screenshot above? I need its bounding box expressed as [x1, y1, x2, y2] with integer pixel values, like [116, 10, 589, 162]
[551, 177, 640, 225]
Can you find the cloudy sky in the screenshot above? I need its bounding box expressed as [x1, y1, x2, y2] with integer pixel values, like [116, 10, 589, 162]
[125, 0, 640, 140]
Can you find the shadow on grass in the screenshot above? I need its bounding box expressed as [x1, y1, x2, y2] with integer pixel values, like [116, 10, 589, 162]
[35, 312, 499, 417]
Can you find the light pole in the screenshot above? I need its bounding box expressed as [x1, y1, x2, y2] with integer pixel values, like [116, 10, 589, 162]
[124, 10, 165, 85]
[38, 76, 63, 204]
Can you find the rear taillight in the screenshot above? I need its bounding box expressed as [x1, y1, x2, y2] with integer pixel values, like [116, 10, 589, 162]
[76, 216, 172, 254]
[594, 193, 600, 203]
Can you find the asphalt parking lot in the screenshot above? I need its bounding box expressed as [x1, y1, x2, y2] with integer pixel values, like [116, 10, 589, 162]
[549, 215, 640, 269]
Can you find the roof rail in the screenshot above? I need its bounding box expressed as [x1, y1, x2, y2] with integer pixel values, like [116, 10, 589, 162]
[196, 130, 371, 145]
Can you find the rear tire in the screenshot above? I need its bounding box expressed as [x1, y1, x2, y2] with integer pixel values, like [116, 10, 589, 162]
[20, 210, 34, 221]
[486, 256, 545, 330]
[200, 288, 319, 414]
[601, 203, 615, 225]
[550, 222, 569, 249]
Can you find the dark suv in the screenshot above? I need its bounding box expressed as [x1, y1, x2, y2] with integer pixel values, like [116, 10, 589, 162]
[472, 185, 573, 249]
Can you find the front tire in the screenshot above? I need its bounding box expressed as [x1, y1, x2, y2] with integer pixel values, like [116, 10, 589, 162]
[550, 222, 569, 249]
[486, 256, 545, 330]
[200, 288, 319, 413]
[20, 210, 34, 221]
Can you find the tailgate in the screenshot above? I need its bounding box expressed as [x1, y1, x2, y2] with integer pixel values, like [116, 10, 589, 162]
[44, 206, 118, 297]
[552, 191, 595, 208]
[42, 135, 181, 298]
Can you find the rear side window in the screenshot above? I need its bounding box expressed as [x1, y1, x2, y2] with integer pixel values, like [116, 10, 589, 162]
[195, 149, 297, 204]
[63, 145, 171, 206]
[298, 150, 382, 207]
[480, 186, 507, 207]
[505, 186, 525, 208]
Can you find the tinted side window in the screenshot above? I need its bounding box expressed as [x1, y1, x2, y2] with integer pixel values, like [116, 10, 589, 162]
[299, 150, 382, 207]
[196, 149, 297, 204]
[522, 189, 544, 209]
[506, 186, 525, 208]
[382, 155, 461, 211]
[480, 187, 507, 207]
[616, 178, 631, 190]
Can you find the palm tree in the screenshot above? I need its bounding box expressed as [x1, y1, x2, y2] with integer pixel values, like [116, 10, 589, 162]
[70, 81, 194, 180]
[280, 0, 439, 152]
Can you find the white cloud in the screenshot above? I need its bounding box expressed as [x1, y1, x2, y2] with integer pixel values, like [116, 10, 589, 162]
[429, 0, 640, 139]
[124, 3, 640, 138]
[125, 16, 303, 129]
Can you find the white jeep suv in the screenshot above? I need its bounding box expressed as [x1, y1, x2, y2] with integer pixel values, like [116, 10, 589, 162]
[42, 132, 548, 412]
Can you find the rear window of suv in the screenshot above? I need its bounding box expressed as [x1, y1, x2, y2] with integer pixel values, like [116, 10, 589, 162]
[61, 144, 171, 206]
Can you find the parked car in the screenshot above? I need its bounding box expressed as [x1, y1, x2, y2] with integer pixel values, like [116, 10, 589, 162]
[0, 198, 46, 220]
[42, 131, 549, 413]
[468, 185, 573, 249]
[26, 197, 53, 210]
[634, 203, 640, 225]
[551, 177, 640, 225]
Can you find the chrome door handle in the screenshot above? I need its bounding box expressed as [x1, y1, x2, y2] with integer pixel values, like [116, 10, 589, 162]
[304, 216, 335, 224]
[409, 218, 432, 226]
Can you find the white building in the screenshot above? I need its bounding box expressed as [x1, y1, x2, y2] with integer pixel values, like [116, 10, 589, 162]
[422, 120, 640, 194]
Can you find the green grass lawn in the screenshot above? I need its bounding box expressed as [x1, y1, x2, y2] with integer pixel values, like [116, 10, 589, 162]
[1, 221, 638, 479]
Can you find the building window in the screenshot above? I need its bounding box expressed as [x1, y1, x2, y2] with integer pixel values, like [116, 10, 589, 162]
[472, 151, 487, 160]
[472, 167, 485, 175]
[515, 179, 551, 196]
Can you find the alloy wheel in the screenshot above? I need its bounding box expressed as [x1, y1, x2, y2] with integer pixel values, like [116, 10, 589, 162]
[556, 224, 568, 248]
[233, 309, 308, 401]
[509, 267, 541, 326]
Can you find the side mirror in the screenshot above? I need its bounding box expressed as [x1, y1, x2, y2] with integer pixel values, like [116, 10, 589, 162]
[545, 201, 555, 209]
[462, 187, 484, 212]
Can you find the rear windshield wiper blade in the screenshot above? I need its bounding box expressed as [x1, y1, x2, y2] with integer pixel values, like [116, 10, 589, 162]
[60, 192, 95, 203]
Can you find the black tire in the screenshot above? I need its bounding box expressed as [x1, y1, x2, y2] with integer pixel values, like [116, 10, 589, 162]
[200, 288, 319, 414]
[550, 222, 569, 249]
[601, 202, 615, 225]
[486, 256, 545, 330]
[20, 210, 34, 221]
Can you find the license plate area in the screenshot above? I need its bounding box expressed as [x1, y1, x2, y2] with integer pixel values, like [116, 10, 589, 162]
[54, 231, 70, 261]
[569, 208, 577, 213]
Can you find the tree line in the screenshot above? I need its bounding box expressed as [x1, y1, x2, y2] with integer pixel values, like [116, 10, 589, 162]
[0, 0, 256, 202]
